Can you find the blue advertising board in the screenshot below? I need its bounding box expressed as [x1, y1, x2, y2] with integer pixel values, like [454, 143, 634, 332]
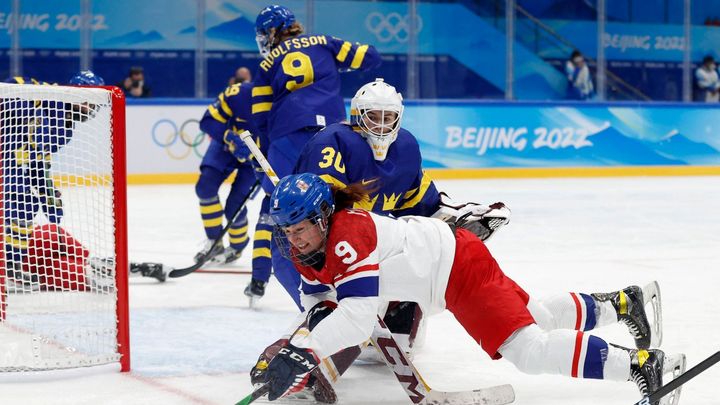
[401, 101, 720, 168]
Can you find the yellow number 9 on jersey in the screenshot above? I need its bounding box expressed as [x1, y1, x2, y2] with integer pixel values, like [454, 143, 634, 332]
[282, 52, 315, 92]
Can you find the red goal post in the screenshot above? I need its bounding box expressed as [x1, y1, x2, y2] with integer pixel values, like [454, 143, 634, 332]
[0, 83, 129, 373]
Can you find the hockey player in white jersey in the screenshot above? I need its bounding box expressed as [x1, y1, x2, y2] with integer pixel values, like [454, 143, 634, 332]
[254, 172, 684, 404]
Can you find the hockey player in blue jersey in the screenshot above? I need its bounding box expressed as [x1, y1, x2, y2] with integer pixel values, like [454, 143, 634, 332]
[195, 79, 273, 281]
[246, 4, 381, 307]
[2, 71, 167, 287]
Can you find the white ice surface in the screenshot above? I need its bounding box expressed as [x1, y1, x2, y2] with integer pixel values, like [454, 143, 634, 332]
[3, 176, 719, 405]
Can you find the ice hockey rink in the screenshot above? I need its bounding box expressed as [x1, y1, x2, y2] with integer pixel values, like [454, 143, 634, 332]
[3, 176, 720, 405]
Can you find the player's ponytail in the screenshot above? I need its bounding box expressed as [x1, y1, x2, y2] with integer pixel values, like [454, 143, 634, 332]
[331, 179, 379, 211]
[278, 22, 304, 43]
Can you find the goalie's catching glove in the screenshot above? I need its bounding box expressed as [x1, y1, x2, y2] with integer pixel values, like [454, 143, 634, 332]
[432, 193, 510, 241]
[264, 343, 320, 401]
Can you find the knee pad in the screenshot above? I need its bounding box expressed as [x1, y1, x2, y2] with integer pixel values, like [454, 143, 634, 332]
[195, 168, 225, 199]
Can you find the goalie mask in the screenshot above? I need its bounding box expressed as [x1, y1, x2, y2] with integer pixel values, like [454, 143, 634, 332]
[255, 5, 296, 58]
[350, 78, 404, 161]
[270, 173, 335, 268]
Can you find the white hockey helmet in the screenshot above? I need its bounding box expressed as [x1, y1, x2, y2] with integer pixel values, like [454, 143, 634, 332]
[350, 78, 404, 161]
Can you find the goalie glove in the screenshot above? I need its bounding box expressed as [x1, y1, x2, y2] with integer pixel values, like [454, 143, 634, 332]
[432, 193, 510, 242]
[264, 343, 320, 401]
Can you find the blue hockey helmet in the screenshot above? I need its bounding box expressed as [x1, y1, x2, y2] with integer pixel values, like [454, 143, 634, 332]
[255, 5, 296, 57]
[270, 173, 334, 228]
[270, 173, 334, 267]
[68, 70, 105, 86]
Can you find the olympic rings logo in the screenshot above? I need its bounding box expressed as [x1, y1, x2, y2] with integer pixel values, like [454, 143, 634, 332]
[151, 118, 210, 160]
[365, 12, 423, 43]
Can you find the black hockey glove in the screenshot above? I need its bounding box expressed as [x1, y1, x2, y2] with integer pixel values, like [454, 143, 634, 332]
[250, 338, 289, 387]
[264, 344, 320, 401]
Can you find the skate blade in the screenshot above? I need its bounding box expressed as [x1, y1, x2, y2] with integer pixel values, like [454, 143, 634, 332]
[660, 353, 687, 405]
[642, 281, 663, 348]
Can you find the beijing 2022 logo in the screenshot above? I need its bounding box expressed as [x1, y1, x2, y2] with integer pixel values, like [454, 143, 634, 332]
[151, 118, 210, 160]
[365, 12, 423, 43]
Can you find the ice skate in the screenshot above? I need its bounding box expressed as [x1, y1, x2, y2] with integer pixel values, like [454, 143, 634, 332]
[209, 246, 243, 264]
[628, 348, 664, 403]
[592, 285, 652, 349]
[244, 278, 267, 308]
[194, 239, 224, 263]
[625, 347, 686, 405]
[642, 281, 663, 348]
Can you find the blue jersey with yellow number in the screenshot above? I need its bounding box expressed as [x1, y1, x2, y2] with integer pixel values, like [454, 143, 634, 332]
[294, 123, 441, 217]
[200, 82, 266, 153]
[251, 34, 381, 141]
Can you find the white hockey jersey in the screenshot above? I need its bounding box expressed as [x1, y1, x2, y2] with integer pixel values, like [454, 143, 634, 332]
[289, 209, 456, 359]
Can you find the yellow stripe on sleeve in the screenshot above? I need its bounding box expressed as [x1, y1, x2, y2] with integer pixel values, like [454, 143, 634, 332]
[252, 102, 273, 114]
[219, 94, 233, 116]
[336, 41, 352, 63]
[252, 86, 274, 96]
[208, 105, 227, 124]
[350, 45, 369, 69]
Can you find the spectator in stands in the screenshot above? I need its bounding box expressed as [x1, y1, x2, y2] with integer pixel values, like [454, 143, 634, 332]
[565, 50, 595, 100]
[119, 66, 151, 98]
[694, 55, 719, 102]
[228, 67, 252, 85]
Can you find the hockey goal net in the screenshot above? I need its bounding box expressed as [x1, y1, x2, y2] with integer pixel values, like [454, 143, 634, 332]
[0, 83, 129, 372]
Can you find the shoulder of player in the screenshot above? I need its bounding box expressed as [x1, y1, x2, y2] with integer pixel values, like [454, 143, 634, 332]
[329, 209, 376, 233]
[395, 127, 420, 149]
[306, 123, 356, 147]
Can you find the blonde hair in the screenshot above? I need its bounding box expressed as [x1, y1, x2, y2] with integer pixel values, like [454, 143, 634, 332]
[269, 22, 305, 49]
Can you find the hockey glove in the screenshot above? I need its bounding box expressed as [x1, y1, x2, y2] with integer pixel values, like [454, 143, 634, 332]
[264, 343, 320, 401]
[223, 130, 252, 163]
[250, 338, 289, 387]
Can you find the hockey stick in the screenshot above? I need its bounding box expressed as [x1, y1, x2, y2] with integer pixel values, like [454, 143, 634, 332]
[235, 318, 514, 405]
[370, 316, 515, 405]
[168, 179, 260, 278]
[633, 350, 720, 405]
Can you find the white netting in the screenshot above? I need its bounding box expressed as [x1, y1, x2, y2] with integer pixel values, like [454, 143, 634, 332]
[0, 83, 122, 372]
